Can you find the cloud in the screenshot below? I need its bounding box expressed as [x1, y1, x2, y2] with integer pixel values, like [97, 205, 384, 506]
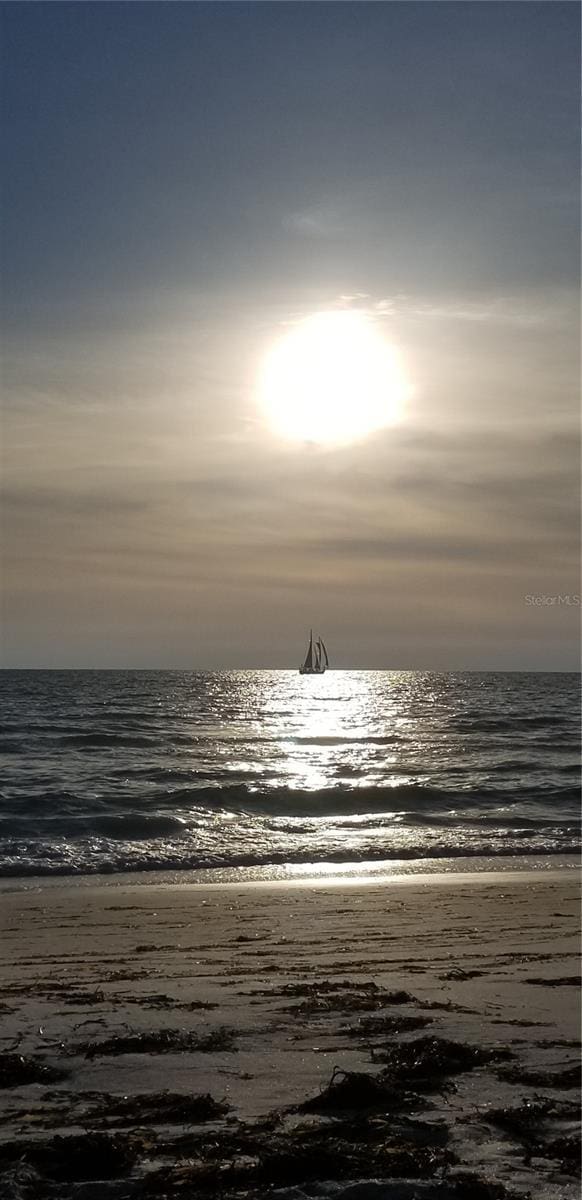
[326, 288, 577, 330]
[283, 205, 345, 238]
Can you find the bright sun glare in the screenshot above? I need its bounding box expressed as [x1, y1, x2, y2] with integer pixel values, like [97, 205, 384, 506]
[259, 310, 409, 445]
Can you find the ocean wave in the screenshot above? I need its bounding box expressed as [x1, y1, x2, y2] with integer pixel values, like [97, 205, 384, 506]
[134, 781, 582, 816]
[1, 807, 578, 841]
[59, 732, 160, 749]
[452, 714, 576, 733]
[0, 840, 578, 878]
[1, 781, 580, 822]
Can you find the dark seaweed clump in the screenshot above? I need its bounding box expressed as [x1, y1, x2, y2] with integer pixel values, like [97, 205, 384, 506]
[88, 1090, 231, 1127]
[341, 1013, 433, 1038]
[297, 1066, 427, 1114]
[445, 1172, 533, 1199]
[67, 1026, 237, 1059]
[370, 1036, 512, 1088]
[496, 1063, 580, 1089]
[482, 1095, 581, 1176]
[272, 979, 417, 1016]
[0, 1131, 146, 1182]
[0, 1054, 68, 1089]
[524, 976, 581, 987]
[141, 1114, 455, 1195]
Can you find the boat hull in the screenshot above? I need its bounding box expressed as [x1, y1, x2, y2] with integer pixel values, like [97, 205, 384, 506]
[299, 667, 326, 675]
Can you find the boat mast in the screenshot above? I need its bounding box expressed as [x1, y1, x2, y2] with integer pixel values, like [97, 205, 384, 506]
[303, 629, 313, 671]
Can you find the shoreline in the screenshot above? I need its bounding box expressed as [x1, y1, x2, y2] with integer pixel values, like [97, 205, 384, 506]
[0, 852, 578, 895]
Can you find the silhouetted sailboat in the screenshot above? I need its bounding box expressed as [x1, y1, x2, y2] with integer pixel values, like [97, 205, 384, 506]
[299, 630, 329, 675]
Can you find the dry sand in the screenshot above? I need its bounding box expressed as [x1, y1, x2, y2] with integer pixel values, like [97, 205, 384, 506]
[0, 863, 580, 1199]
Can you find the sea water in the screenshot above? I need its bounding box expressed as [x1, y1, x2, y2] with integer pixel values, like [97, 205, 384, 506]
[0, 670, 579, 878]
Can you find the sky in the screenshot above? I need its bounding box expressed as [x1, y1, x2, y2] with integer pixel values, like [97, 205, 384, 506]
[1, 1, 580, 669]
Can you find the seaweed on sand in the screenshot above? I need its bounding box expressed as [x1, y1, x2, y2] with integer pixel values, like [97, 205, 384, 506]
[66, 1025, 237, 1059]
[0, 1131, 149, 1182]
[483, 1094, 580, 1140]
[255, 1128, 454, 1189]
[60, 989, 105, 1006]
[417, 999, 478, 1014]
[0, 1054, 68, 1089]
[264, 979, 384, 996]
[87, 1090, 231, 1126]
[496, 1062, 580, 1089]
[370, 1037, 512, 1091]
[439, 967, 484, 981]
[140, 1111, 454, 1195]
[340, 1013, 432, 1039]
[480, 1094, 581, 1173]
[296, 1067, 426, 1114]
[0, 1162, 44, 1200]
[524, 976, 581, 987]
[115, 991, 218, 1011]
[255, 979, 417, 1009]
[544, 1135, 581, 1176]
[0, 1090, 231, 1135]
[282, 984, 417, 1017]
[445, 1172, 532, 1199]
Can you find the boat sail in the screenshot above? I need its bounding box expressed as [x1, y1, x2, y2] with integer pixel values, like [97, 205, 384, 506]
[299, 630, 329, 675]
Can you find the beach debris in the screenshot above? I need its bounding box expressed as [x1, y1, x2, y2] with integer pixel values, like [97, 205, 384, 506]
[1, 1033, 24, 1052]
[524, 976, 581, 987]
[445, 1171, 532, 1199]
[267, 979, 379, 995]
[0, 1090, 231, 1135]
[139, 1111, 453, 1195]
[296, 1067, 425, 1114]
[480, 1095, 581, 1175]
[370, 1036, 512, 1088]
[281, 983, 417, 1017]
[496, 1062, 580, 1089]
[180, 999, 219, 1011]
[135, 943, 173, 953]
[0, 1053, 68, 1089]
[87, 1089, 231, 1126]
[491, 1018, 548, 1027]
[0, 1162, 44, 1200]
[341, 1014, 432, 1039]
[61, 988, 105, 1006]
[104, 968, 150, 982]
[66, 1025, 237, 1058]
[439, 967, 484, 981]
[534, 1038, 582, 1048]
[256, 979, 415, 999]
[543, 1134, 581, 1176]
[116, 991, 217, 1011]
[483, 1094, 580, 1138]
[258, 1132, 453, 1188]
[0, 1131, 148, 1182]
[416, 998, 478, 1013]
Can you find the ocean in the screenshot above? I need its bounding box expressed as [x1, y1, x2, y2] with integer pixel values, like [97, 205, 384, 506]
[0, 670, 579, 880]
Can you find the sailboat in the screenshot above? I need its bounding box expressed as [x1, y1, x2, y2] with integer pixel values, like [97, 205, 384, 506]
[299, 630, 329, 675]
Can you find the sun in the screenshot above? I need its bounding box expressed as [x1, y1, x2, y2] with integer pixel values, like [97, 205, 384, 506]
[258, 310, 409, 445]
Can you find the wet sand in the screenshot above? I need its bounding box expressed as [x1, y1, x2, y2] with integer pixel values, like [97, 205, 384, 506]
[0, 865, 580, 1198]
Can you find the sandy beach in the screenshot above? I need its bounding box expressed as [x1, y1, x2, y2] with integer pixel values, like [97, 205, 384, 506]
[0, 862, 580, 1199]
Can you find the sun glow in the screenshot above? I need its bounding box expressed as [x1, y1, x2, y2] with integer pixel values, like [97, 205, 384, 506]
[259, 310, 409, 445]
